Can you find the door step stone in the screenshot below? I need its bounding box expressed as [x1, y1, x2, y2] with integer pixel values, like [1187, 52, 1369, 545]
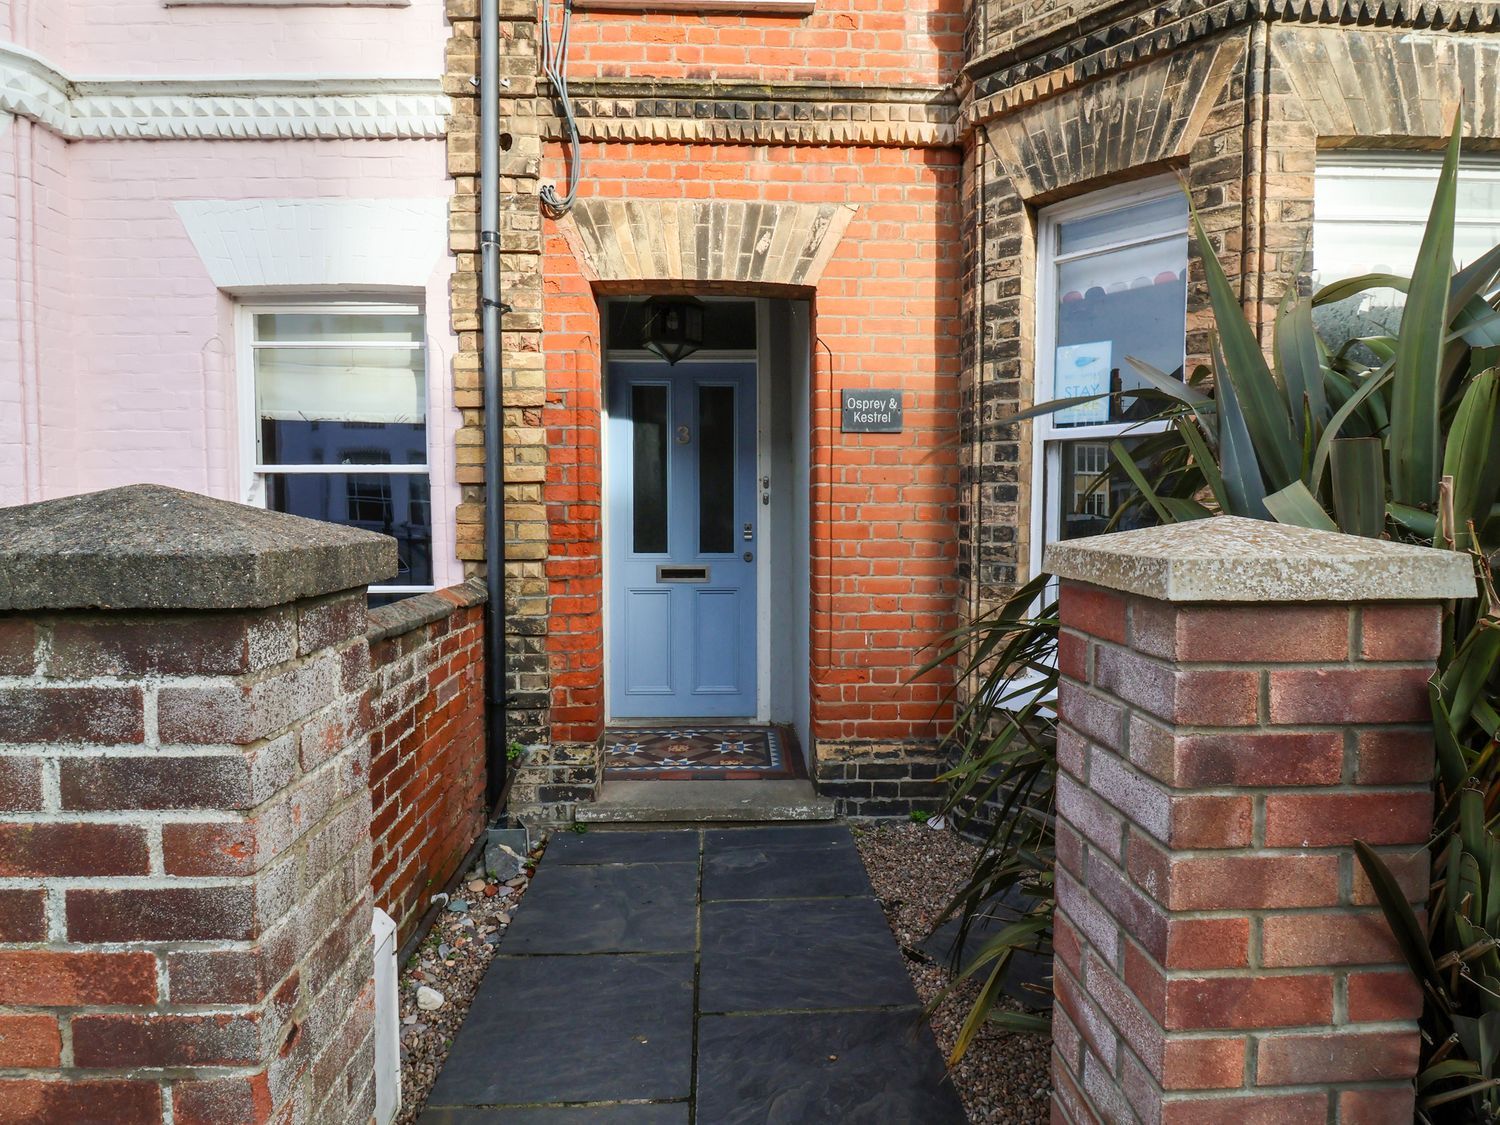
[575, 779, 835, 825]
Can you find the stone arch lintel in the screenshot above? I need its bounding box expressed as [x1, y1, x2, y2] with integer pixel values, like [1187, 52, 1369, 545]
[556, 199, 859, 289]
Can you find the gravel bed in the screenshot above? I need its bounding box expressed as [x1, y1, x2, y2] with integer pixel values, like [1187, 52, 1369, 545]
[853, 822, 1051, 1124]
[394, 843, 544, 1125]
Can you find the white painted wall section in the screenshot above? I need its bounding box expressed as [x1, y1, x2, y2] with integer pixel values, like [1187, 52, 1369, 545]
[175, 198, 449, 292]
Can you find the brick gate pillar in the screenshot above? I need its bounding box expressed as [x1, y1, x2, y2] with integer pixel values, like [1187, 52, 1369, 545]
[1043, 516, 1474, 1124]
[0, 485, 394, 1124]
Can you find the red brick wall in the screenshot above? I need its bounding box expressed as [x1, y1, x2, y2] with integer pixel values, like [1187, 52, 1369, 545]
[1053, 582, 1437, 1122]
[541, 140, 963, 749]
[0, 592, 378, 1124]
[367, 580, 489, 945]
[561, 0, 963, 86]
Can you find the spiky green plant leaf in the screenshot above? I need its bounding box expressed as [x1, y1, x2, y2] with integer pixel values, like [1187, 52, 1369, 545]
[1275, 285, 1329, 435]
[1264, 480, 1338, 531]
[1420, 1059, 1485, 1089]
[1443, 368, 1500, 548]
[1329, 437, 1388, 538]
[1391, 502, 1440, 539]
[1451, 242, 1500, 311]
[1191, 217, 1300, 489]
[1174, 415, 1230, 510]
[1311, 365, 1394, 490]
[1109, 440, 1175, 524]
[1354, 840, 1445, 999]
[1389, 108, 1462, 505]
[1212, 333, 1270, 518]
[1444, 619, 1500, 730]
[1432, 687, 1471, 803]
[1314, 273, 1412, 304]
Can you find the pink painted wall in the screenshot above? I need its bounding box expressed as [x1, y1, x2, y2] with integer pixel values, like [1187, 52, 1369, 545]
[6, 0, 447, 76]
[1, 119, 75, 506]
[0, 123, 26, 500]
[2, 0, 66, 63]
[0, 0, 461, 589]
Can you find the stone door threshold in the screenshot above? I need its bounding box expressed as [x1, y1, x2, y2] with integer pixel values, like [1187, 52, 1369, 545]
[576, 779, 835, 825]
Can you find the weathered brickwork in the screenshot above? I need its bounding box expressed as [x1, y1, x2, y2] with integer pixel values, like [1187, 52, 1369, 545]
[969, 0, 1500, 110]
[815, 746, 948, 819]
[1052, 581, 1438, 1122]
[565, 82, 958, 148]
[539, 139, 964, 756]
[507, 742, 604, 827]
[448, 0, 1500, 821]
[367, 580, 489, 947]
[968, 0, 1127, 69]
[558, 0, 963, 86]
[963, 6, 1500, 602]
[445, 0, 970, 801]
[446, 0, 552, 745]
[0, 593, 378, 1124]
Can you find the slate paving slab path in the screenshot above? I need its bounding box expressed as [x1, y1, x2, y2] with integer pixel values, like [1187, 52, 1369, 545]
[421, 824, 967, 1124]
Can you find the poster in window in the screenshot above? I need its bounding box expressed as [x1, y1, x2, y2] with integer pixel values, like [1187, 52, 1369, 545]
[1055, 341, 1112, 425]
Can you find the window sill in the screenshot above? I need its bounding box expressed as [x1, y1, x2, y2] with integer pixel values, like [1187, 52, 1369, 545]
[572, 0, 814, 12]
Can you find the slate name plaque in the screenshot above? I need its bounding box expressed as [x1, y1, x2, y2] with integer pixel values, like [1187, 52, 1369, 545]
[841, 389, 904, 433]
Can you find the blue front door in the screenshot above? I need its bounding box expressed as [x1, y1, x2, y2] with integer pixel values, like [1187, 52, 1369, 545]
[607, 359, 758, 719]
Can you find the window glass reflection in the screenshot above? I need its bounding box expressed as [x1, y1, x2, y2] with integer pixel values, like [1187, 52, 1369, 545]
[264, 472, 432, 587]
[698, 385, 736, 555]
[632, 385, 669, 554]
[1054, 212, 1187, 428]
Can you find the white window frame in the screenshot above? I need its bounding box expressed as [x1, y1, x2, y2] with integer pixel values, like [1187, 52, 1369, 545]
[1028, 175, 1189, 582]
[1314, 152, 1500, 290]
[1315, 151, 1500, 220]
[236, 299, 435, 598]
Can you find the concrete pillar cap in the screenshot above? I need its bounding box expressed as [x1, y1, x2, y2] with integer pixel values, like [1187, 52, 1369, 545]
[1043, 515, 1476, 604]
[0, 484, 397, 611]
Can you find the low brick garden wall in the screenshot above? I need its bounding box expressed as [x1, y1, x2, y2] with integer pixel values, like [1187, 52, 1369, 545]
[367, 580, 488, 947]
[0, 485, 396, 1124]
[0, 486, 502, 1123]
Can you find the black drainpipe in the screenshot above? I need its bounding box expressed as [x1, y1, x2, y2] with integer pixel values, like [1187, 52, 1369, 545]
[480, 0, 510, 812]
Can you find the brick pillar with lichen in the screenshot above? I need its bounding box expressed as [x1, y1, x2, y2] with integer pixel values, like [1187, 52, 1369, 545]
[0, 484, 393, 1125]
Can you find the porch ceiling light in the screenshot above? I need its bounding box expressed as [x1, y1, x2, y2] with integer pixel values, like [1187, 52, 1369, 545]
[642, 296, 706, 365]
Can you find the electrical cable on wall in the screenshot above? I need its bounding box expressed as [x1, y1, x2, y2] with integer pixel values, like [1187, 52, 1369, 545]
[540, 0, 581, 216]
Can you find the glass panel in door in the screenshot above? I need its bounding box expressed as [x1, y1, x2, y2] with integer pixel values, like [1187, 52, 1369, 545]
[632, 384, 669, 554]
[697, 384, 736, 555]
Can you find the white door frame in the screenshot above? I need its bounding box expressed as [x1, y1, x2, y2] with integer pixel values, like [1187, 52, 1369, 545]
[754, 296, 773, 726]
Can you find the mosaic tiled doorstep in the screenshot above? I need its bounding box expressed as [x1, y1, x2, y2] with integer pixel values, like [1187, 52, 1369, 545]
[602, 726, 803, 780]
